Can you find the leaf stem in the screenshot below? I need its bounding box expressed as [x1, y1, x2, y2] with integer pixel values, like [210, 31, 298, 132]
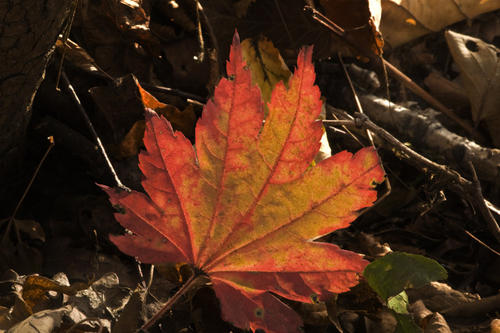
[139, 273, 206, 331]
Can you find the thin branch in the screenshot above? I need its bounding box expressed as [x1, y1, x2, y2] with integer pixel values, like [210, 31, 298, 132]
[338, 53, 374, 145]
[2, 137, 54, 244]
[305, 5, 485, 142]
[140, 83, 205, 106]
[464, 230, 500, 256]
[323, 111, 500, 244]
[467, 161, 500, 243]
[140, 273, 207, 331]
[194, 0, 205, 62]
[61, 71, 130, 192]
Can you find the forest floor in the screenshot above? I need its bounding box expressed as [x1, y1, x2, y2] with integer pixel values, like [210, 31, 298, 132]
[0, 1, 499, 332]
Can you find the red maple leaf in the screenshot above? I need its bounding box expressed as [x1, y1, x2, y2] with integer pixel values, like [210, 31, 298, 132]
[103, 32, 385, 332]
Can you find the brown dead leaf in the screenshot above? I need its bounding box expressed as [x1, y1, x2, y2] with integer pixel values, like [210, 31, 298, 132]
[319, 0, 384, 57]
[56, 39, 110, 78]
[74, 0, 160, 80]
[445, 30, 500, 146]
[204, 0, 384, 63]
[424, 72, 470, 113]
[6, 306, 71, 333]
[137, 84, 197, 139]
[116, 120, 146, 158]
[117, 104, 195, 159]
[381, 0, 500, 48]
[22, 275, 84, 311]
[90, 75, 197, 153]
[202, 0, 333, 62]
[93, 75, 197, 159]
[15, 219, 45, 243]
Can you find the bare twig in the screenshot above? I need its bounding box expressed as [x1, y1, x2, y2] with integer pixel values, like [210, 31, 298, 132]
[323, 111, 500, 244]
[55, 0, 79, 90]
[464, 230, 500, 256]
[1, 137, 54, 244]
[140, 83, 205, 106]
[338, 53, 374, 146]
[197, 0, 221, 91]
[337, 55, 392, 204]
[193, 0, 205, 62]
[306, 6, 484, 142]
[381, 61, 484, 142]
[61, 71, 130, 192]
[274, 0, 293, 44]
[467, 161, 500, 243]
[442, 293, 500, 317]
[140, 273, 207, 331]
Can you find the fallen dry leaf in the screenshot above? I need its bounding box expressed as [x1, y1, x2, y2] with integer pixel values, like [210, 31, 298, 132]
[104, 32, 384, 332]
[445, 30, 500, 147]
[381, 0, 500, 48]
[319, 0, 384, 57]
[204, 0, 384, 64]
[116, 84, 197, 158]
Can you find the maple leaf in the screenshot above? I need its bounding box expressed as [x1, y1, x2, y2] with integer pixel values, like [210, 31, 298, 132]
[103, 32, 385, 332]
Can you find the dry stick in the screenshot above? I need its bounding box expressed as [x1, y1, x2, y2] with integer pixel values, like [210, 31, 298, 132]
[381, 61, 484, 142]
[1, 137, 54, 244]
[55, 0, 78, 90]
[305, 6, 484, 142]
[140, 83, 205, 106]
[337, 54, 392, 204]
[194, 0, 205, 62]
[338, 53, 375, 146]
[467, 161, 500, 243]
[61, 71, 130, 192]
[274, 0, 293, 44]
[463, 230, 500, 256]
[197, 0, 221, 90]
[442, 293, 500, 318]
[323, 112, 500, 244]
[140, 273, 207, 331]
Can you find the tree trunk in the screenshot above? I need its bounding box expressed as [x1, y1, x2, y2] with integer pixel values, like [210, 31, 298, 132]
[0, 0, 72, 194]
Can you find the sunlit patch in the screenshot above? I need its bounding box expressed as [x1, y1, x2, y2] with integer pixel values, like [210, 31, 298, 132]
[254, 307, 264, 318]
[405, 18, 417, 26]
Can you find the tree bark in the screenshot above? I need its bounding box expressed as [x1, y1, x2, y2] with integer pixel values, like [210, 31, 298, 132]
[0, 0, 72, 187]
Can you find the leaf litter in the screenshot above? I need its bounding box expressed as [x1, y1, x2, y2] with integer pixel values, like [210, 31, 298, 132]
[2, 1, 500, 332]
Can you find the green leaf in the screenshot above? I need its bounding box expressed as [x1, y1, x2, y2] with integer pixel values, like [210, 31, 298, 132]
[388, 291, 409, 314]
[363, 252, 447, 300]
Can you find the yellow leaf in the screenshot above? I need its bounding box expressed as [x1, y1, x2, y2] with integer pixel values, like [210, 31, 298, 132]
[241, 37, 292, 104]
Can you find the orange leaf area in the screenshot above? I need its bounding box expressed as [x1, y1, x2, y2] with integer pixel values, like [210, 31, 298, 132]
[104, 32, 385, 332]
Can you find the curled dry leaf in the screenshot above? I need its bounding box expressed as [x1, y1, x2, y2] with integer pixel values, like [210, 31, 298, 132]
[445, 30, 500, 147]
[103, 32, 384, 332]
[319, 0, 384, 57]
[381, 0, 500, 48]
